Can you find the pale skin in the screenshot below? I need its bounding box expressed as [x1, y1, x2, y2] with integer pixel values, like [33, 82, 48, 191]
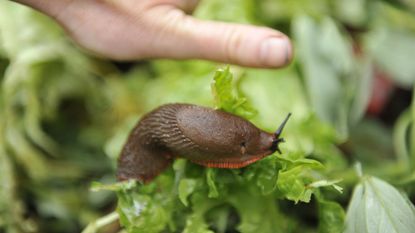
[13, 0, 293, 68]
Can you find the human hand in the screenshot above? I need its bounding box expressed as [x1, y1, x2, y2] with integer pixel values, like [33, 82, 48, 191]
[15, 0, 292, 68]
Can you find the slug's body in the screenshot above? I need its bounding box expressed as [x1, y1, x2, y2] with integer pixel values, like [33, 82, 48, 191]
[117, 103, 290, 183]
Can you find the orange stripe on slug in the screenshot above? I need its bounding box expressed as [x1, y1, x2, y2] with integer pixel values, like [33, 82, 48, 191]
[191, 155, 266, 169]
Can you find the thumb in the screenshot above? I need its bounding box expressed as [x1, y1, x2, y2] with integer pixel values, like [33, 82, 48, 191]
[150, 10, 293, 68]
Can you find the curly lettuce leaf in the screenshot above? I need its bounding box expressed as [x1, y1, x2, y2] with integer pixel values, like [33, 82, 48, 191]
[211, 66, 257, 119]
[178, 178, 197, 207]
[276, 154, 324, 203]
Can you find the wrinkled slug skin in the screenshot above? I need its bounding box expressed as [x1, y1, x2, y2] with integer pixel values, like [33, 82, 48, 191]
[117, 104, 180, 183]
[117, 104, 276, 183]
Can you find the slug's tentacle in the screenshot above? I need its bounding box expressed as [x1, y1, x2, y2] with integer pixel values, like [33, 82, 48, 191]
[271, 113, 291, 154]
[275, 113, 291, 138]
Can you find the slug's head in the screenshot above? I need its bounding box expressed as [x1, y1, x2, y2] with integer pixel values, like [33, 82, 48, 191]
[240, 113, 291, 159]
[269, 113, 291, 154]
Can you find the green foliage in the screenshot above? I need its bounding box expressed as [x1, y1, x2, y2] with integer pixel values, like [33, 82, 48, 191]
[293, 15, 367, 138]
[344, 176, 415, 233]
[117, 191, 169, 233]
[1, 0, 415, 233]
[211, 66, 257, 119]
[277, 156, 323, 203]
[178, 178, 197, 207]
[95, 68, 342, 232]
[317, 197, 346, 233]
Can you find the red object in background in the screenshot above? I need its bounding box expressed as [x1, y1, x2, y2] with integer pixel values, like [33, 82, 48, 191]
[351, 39, 395, 116]
[366, 67, 395, 115]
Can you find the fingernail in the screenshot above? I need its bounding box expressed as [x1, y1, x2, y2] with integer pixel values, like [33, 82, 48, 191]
[260, 37, 291, 67]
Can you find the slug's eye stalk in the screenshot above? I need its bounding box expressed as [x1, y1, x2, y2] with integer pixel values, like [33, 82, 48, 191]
[271, 113, 292, 154]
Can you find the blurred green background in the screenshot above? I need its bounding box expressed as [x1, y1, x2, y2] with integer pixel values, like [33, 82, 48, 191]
[1, 0, 415, 233]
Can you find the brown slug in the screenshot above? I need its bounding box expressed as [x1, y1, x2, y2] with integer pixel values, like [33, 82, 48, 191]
[117, 103, 291, 183]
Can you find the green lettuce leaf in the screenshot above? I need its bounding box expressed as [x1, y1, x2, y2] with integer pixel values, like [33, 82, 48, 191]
[229, 193, 285, 233]
[178, 178, 197, 207]
[182, 193, 217, 233]
[317, 197, 345, 233]
[211, 66, 257, 119]
[117, 192, 169, 233]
